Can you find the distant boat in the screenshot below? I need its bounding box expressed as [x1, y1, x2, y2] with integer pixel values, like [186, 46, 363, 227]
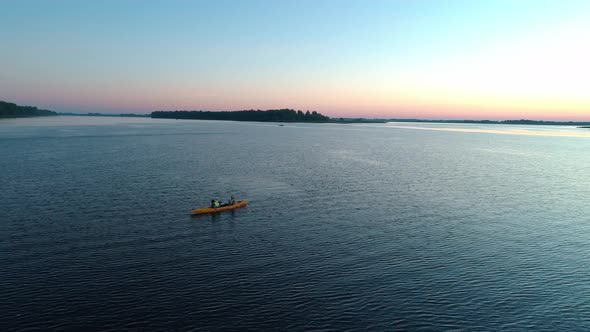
[279, 124, 284, 126]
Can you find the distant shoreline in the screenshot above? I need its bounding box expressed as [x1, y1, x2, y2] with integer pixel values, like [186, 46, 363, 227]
[58, 112, 383, 123]
[57, 111, 590, 126]
[151, 109, 332, 122]
[386, 118, 590, 126]
[59, 112, 149, 118]
[0, 101, 57, 118]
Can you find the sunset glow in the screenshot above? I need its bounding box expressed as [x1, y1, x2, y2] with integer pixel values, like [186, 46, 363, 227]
[1, 0, 589, 119]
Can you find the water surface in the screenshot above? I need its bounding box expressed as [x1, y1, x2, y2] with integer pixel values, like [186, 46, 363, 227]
[2, 116, 590, 330]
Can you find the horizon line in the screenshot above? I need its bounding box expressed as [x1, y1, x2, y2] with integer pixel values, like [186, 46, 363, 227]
[57, 111, 590, 124]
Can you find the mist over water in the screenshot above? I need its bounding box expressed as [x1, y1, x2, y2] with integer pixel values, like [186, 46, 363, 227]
[2, 116, 590, 330]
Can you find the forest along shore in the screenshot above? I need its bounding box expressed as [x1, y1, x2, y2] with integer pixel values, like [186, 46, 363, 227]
[151, 109, 386, 123]
[0, 101, 57, 118]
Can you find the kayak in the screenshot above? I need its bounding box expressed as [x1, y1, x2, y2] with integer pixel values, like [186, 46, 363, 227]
[191, 200, 247, 215]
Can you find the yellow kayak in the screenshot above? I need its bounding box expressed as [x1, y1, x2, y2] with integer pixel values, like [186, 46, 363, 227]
[191, 200, 247, 215]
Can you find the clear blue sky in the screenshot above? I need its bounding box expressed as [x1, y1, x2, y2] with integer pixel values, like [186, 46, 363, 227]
[2, 0, 589, 119]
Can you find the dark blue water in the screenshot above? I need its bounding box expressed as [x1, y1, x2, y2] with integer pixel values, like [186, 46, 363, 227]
[3, 116, 590, 330]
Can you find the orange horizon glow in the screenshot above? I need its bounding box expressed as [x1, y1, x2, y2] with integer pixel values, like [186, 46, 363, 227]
[3, 1, 590, 121]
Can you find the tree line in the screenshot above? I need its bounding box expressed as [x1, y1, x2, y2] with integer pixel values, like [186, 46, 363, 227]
[387, 118, 590, 126]
[151, 109, 330, 122]
[0, 101, 57, 118]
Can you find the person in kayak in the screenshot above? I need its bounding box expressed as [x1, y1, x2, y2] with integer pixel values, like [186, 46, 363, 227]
[210, 199, 220, 208]
[218, 196, 236, 207]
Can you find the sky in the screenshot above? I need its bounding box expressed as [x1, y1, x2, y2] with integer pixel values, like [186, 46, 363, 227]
[1, 0, 590, 120]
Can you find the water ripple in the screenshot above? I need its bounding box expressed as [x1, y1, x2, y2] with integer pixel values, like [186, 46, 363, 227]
[3, 118, 590, 330]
